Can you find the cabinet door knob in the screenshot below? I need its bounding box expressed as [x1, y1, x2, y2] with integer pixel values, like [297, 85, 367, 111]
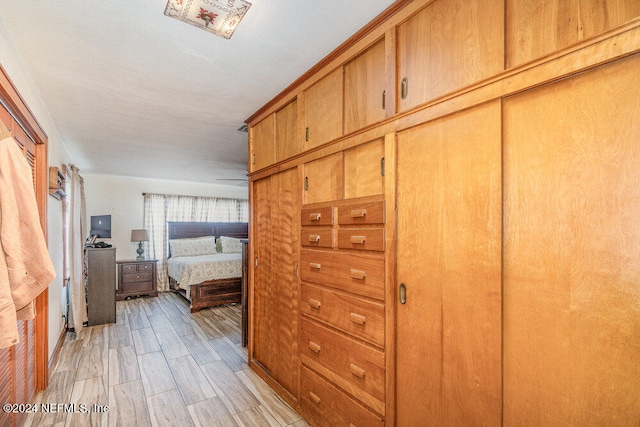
[309, 391, 321, 405]
[309, 298, 321, 309]
[308, 341, 321, 354]
[349, 363, 366, 379]
[350, 269, 366, 280]
[350, 312, 366, 325]
[350, 235, 366, 244]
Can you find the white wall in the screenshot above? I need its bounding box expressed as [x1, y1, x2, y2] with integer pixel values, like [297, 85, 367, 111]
[0, 18, 74, 360]
[83, 174, 248, 259]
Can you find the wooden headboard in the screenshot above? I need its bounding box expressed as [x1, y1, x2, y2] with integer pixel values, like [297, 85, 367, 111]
[168, 221, 248, 241]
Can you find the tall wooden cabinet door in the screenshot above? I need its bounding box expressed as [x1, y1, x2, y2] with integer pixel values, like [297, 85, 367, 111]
[303, 68, 343, 150]
[344, 39, 386, 134]
[251, 169, 300, 397]
[396, 0, 503, 113]
[396, 101, 502, 426]
[250, 114, 275, 172]
[252, 176, 275, 373]
[506, 0, 640, 68]
[276, 99, 299, 162]
[503, 54, 640, 425]
[344, 138, 384, 199]
[269, 167, 300, 396]
[303, 153, 343, 204]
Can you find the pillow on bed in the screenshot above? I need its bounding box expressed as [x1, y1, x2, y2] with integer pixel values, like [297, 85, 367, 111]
[219, 236, 242, 253]
[169, 236, 217, 257]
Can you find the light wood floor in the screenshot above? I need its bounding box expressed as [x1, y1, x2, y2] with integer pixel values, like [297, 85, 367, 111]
[26, 292, 307, 427]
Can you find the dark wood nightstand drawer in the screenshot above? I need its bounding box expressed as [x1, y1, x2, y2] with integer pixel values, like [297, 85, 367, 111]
[116, 259, 158, 300]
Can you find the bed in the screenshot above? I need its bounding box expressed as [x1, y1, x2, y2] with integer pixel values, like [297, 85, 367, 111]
[167, 221, 248, 313]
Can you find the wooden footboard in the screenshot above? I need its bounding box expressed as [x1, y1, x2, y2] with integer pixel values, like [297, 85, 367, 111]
[170, 277, 241, 313]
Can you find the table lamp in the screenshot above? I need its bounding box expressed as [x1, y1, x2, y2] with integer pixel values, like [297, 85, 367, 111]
[131, 229, 150, 260]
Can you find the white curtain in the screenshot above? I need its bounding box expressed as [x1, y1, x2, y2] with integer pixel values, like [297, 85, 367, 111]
[67, 165, 87, 337]
[143, 194, 248, 291]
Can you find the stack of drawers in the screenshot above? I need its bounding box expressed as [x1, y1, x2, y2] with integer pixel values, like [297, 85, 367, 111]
[299, 198, 386, 426]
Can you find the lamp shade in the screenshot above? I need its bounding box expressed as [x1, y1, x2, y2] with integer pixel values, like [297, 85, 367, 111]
[131, 229, 150, 242]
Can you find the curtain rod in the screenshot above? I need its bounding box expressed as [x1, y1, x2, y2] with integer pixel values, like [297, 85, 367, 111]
[141, 192, 248, 201]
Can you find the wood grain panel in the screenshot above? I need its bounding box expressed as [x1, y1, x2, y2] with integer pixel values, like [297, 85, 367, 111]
[396, 101, 502, 425]
[276, 98, 299, 162]
[300, 206, 334, 226]
[397, 0, 504, 113]
[303, 68, 343, 150]
[503, 53, 640, 424]
[270, 167, 299, 396]
[343, 138, 385, 199]
[344, 39, 386, 134]
[250, 114, 275, 172]
[506, 0, 640, 67]
[337, 228, 385, 252]
[300, 227, 333, 249]
[303, 153, 343, 204]
[338, 200, 385, 225]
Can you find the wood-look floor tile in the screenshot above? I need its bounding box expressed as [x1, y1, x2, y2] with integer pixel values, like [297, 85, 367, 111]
[83, 324, 109, 347]
[170, 316, 199, 336]
[132, 327, 162, 355]
[76, 341, 108, 381]
[289, 419, 311, 427]
[233, 406, 278, 427]
[147, 388, 195, 427]
[53, 338, 83, 374]
[109, 379, 151, 427]
[26, 369, 76, 426]
[236, 368, 302, 426]
[209, 337, 247, 372]
[148, 313, 174, 333]
[155, 329, 190, 360]
[142, 298, 165, 316]
[138, 351, 177, 396]
[128, 307, 151, 330]
[192, 316, 224, 339]
[167, 355, 216, 405]
[108, 345, 141, 386]
[200, 360, 260, 415]
[180, 333, 222, 366]
[66, 375, 108, 427]
[187, 396, 237, 427]
[108, 324, 133, 349]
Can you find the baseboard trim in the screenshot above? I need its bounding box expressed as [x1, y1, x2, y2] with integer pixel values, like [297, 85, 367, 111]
[48, 325, 67, 371]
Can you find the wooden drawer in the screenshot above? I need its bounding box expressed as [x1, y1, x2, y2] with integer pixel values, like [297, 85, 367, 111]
[338, 228, 385, 252]
[122, 272, 153, 284]
[300, 318, 385, 404]
[300, 365, 384, 427]
[300, 250, 384, 300]
[301, 227, 333, 249]
[301, 206, 334, 226]
[301, 283, 384, 347]
[120, 280, 154, 294]
[338, 201, 385, 225]
[121, 262, 155, 273]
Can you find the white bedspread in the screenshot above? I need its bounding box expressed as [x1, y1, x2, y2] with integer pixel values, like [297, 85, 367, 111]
[167, 253, 242, 292]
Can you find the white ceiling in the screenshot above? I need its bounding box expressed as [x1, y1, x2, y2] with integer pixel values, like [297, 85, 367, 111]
[0, 0, 395, 184]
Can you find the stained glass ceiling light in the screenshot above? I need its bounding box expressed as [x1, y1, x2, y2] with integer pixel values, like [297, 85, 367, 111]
[164, 0, 252, 39]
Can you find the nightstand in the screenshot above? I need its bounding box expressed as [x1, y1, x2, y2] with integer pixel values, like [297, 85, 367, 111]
[116, 259, 158, 300]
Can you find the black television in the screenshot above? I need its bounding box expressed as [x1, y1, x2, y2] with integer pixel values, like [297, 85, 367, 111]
[90, 215, 111, 238]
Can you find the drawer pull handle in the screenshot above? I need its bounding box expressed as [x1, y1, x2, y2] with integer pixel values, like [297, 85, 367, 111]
[308, 341, 321, 354]
[309, 213, 321, 221]
[350, 312, 366, 325]
[350, 235, 366, 244]
[350, 209, 366, 218]
[349, 363, 366, 379]
[309, 299, 321, 309]
[309, 263, 321, 270]
[309, 391, 321, 405]
[350, 269, 366, 280]
[136, 275, 140, 279]
[309, 234, 321, 242]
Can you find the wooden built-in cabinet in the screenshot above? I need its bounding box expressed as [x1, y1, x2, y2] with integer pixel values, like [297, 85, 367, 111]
[247, 0, 640, 425]
[249, 114, 275, 172]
